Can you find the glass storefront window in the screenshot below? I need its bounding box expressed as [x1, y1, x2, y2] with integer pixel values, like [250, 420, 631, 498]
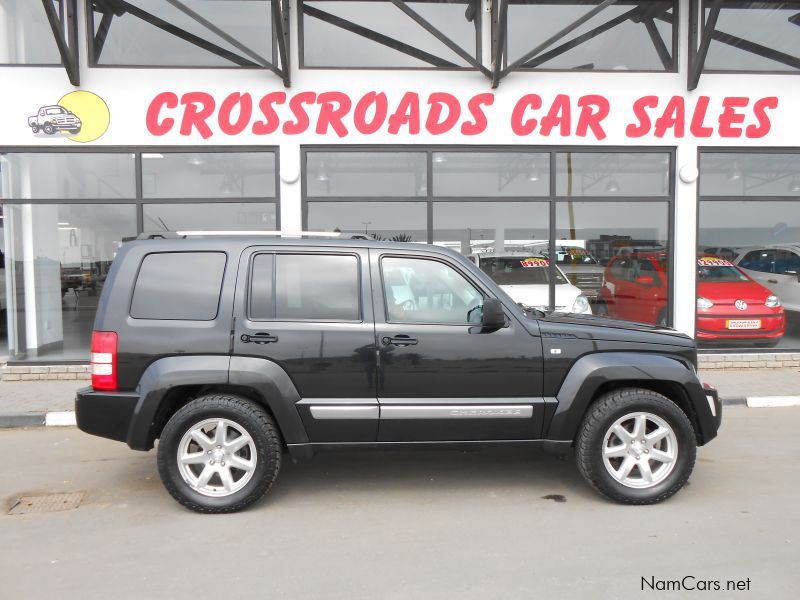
[306, 152, 427, 197]
[142, 152, 276, 198]
[307, 201, 427, 241]
[143, 203, 277, 231]
[556, 201, 671, 324]
[0, 153, 136, 199]
[698, 198, 800, 350]
[703, 1, 800, 73]
[505, 1, 676, 71]
[556, 153, 671, 197]
[90, 0, 274, 67]
[0, 1, 61, 64]
[3, 204, 136, 361]
[433, 201, 549, 255]
[301, 0, 478, 68]
[433, 153, 549, 197]
[700, 153, 800, 197]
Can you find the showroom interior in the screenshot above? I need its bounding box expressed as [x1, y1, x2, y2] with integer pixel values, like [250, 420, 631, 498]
[0, 0, 799, 364]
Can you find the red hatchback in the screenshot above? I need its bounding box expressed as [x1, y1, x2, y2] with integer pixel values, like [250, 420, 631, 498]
[598, 253, 785, 345]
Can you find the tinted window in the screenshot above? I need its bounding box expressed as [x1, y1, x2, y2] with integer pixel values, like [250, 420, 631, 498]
[382, 257, 483, 324]
[131, 252, 226, 320]
[274, 254, 360, 321]
[740, 250, 774, 273]
[249, 254, 275, 320]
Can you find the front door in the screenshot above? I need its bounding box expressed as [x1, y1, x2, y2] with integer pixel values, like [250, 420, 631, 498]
[371, 250, 545, 442]
[233, 248, 378, 442]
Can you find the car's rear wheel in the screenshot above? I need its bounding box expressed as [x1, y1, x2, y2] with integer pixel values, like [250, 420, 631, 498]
[30, 124, 39, 133]
[43, 123, 55, 135]
[575, 388, 696, 504]
[157, 394, 281, 513]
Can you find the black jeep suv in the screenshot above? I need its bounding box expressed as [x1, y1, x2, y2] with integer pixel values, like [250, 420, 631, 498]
[76, 235, 721, 513]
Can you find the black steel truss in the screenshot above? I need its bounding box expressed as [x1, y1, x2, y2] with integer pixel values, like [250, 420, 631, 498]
[688, 0, 800, 90]
[491, 0, 677, 87]
[89, 0, 291, 85]
[300, 0, 483, 71]
[42, 0, 80, 86]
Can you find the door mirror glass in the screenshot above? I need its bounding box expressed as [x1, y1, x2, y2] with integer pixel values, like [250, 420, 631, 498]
[481, 298, 506, 329]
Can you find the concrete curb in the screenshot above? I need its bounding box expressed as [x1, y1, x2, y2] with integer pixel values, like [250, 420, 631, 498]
[0, 411, 75, 429]
[3, 396, 798, 430]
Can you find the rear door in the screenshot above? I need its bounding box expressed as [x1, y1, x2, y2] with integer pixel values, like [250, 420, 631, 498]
[371, 250, 545, 442]
[232, 247, 378, 442]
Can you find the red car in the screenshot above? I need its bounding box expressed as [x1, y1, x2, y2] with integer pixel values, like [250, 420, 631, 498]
[598, 253, 785, 345]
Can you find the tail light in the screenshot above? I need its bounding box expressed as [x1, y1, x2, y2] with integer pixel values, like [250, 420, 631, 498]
[91, 331, 118, 391]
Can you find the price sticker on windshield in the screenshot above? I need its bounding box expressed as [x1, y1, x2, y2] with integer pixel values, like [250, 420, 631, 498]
[698, 257, 734, 267]
[520, 258, 550, 268]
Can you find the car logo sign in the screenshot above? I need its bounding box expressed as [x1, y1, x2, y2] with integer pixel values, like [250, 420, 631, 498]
[735, 300, 748, 311]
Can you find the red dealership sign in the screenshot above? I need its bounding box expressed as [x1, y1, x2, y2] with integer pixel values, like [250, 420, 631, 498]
[146, 90, 778, 140]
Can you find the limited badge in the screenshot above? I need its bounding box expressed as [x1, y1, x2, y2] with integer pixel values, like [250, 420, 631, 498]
[735, 300, 748, 311]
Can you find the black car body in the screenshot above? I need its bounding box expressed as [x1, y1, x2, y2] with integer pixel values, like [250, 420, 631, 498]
[76, 235, 721, 512]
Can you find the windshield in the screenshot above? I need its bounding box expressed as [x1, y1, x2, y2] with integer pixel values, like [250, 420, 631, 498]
[46, 107, 65, 115]
[697, 257, 748, 282]
[553, 246, 599, 265]
[478, 257, 567, 285]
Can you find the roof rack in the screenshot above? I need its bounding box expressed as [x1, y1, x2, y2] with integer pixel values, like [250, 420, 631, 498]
[134, 230, 373, 241]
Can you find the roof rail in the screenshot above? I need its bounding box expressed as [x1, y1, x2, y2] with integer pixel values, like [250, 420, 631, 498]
[133, 230, 374, 241]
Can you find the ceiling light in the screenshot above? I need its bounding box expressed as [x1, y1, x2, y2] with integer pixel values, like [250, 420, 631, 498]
[316, 161, 329, 182]
[728, 162, 742, 182]
[433, 154, 447, 164]
[142, 153, 164, 159]
[790, 175, 800, 193]
[605, 178, 620, 193]
[527, 169, 540, 182]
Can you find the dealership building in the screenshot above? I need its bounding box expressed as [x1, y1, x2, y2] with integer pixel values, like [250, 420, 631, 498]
[0, 0, 799, 371]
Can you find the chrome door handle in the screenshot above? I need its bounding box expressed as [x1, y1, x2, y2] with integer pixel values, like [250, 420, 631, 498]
[382, 335, 418, 347]
[241, 332, 279, 344]
[767, 279, 778, 284]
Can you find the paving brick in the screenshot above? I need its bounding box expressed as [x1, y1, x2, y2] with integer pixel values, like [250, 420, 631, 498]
[2, 374, 21, 381]
[3, 366, 31, 374]
[20, 374, 41, 381]
[67, 366, 89, 373]
[56, 373, 77, 380]
[47, 366, 68, 374]
[29, 366, 50, 374]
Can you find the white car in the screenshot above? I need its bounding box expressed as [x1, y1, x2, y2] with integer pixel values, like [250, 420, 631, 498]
[471, 254, 592, 314]
[734, 245, 800, 312]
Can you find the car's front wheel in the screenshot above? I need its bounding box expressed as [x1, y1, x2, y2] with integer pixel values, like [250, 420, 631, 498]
[157, 394, 282, 513]
[575, 388, 696, 504]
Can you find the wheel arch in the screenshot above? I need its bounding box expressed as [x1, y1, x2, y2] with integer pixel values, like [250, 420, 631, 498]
[545, 352, 711, 445]
[127, 355, 309, 451]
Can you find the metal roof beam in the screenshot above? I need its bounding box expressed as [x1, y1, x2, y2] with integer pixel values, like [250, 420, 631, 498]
[41, 0, 79, 86]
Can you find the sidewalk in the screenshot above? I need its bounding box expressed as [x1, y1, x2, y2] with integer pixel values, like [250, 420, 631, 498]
[1, 368, 799, 427]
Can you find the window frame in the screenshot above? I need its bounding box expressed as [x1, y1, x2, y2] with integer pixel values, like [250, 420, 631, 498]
[697, 147, 800, 353]
[0, 146, 281, 233]
[379, 254, 488, 326]
[302, 145, 676, 324]
[247, 250, 365, 323]
[129, 250, 228, 321]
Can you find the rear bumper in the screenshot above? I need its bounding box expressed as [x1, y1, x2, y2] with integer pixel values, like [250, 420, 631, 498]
[75, 387, 140, 445]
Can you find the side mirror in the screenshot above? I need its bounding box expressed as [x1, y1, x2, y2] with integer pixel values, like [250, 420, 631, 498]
[482, 298, 506, 329]
[635, 275, 655, 285]
[785, 270, 800, 282]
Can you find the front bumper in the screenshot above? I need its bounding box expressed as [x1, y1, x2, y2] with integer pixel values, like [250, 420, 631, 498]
[75, 387, 140, 445]
[702, 383, 723, 435]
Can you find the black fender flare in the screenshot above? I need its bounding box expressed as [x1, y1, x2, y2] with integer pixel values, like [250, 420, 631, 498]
[544, 352, 715, 444]
[126, 355, 308, 450]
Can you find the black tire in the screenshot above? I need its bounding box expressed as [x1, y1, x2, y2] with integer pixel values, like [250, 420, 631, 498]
[157, 394, 282, 513]
[30, 125, 39, 134]
[575, 388, 696, 505]
[43, 123, 55, 135]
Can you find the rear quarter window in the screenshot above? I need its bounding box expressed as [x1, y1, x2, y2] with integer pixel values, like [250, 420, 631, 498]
[130, 251, 226, 320]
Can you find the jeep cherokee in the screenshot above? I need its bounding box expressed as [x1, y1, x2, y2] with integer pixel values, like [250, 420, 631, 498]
[76, 234, 721, 513]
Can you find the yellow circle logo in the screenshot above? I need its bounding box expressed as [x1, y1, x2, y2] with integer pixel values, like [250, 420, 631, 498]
[57, 91, 110, 143]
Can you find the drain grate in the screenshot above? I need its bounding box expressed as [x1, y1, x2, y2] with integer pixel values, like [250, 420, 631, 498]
[8, 492, 85, 515]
